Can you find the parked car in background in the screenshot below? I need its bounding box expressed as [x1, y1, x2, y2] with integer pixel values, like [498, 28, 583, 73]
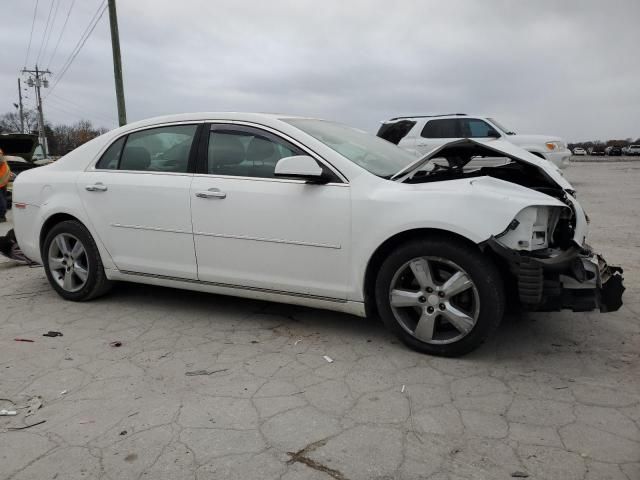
[377, 114, 572, 169]
[0, 133, 40, 208]
[605, 146, 622, 156]
[12, 113, 624, 356]
[572, 147, 586, 156]
[588, 145, 606, 155]
[626, 145, 640, 156]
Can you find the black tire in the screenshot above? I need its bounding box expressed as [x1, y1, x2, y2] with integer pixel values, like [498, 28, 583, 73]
[42, 220, 112, 301]
[375, 237, 505, 357]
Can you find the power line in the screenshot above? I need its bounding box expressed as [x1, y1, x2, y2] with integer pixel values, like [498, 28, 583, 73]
[47, 0, 107, 96]
[35, 0, 56, 65]
[48, 92, 115, 123]
[24, 0, 40, 67]
[46, 0, 76, 70]
[41, 0, 61, 66]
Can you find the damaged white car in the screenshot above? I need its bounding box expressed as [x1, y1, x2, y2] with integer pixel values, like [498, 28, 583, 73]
[12, 113, 624, 356]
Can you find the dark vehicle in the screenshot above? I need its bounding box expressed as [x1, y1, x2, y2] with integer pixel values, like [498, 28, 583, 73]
[605, 146, 622, 156]
[0, 133, 39, 208]
[588, 145, 606, 155]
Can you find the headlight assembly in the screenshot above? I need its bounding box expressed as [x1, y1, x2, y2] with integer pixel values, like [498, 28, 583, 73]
[545, 141, 565, 151]
[496, 206, 564, 251]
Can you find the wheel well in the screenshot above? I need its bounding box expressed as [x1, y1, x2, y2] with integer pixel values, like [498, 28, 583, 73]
[39, 213, 82, 252]
[363, 228, 481, 318]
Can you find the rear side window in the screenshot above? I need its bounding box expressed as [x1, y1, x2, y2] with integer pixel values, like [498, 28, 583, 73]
[96, 137, 125, 169]
[119, 125, 198, 172]
[421, 119, 459, 138]
[377, 120, 416, 145]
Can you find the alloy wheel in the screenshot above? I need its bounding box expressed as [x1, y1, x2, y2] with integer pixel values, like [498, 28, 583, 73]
[48, 233, 90, 293]
[388, 256, 480, 344]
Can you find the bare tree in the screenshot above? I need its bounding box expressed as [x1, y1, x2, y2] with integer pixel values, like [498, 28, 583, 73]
[0, 109, 39, 134]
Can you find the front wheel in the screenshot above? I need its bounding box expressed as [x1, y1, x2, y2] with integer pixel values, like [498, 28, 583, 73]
[42, 220, 112, 301]
[375, 237, 505, 357]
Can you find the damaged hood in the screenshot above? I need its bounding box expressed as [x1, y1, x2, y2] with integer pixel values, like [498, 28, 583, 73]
[392, 138, 573, 191]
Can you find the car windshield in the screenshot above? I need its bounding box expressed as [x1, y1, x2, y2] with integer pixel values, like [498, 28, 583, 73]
[284, 118, 416, 178]
[487, 118, 515, 135]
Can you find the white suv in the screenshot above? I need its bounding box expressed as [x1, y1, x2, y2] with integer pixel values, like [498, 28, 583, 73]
[378, 114, 572, 169]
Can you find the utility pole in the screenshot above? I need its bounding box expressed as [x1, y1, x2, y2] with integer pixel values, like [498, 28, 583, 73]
[22, 65, 51, 157]
[17, 78, 25, 133]
[108, 0, 127, 126]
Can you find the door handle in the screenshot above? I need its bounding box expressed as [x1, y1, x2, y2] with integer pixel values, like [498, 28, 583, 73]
[195, 188, 226, 199]
[85, 183, 108, 192]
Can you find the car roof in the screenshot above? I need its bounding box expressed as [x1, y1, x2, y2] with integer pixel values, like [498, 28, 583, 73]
[119, 112, 318, 132]
[386, 113, 468, 122]
[383, 113, 500, 124]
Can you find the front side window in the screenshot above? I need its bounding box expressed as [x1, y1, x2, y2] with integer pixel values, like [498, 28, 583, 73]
[421, 119, 459, 138]
[460, 119, 496, 138]
[118, 125, 198, 172]
[207, 128, 303, 178]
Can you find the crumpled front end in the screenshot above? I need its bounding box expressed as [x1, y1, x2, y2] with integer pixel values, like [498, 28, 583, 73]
[485, 239, 624, 313]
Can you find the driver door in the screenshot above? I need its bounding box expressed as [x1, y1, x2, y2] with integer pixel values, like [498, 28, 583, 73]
[190, 124, 351, 299]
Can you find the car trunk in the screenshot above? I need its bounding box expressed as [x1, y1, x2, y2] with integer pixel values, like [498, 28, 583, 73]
[0, 134, 39, 174]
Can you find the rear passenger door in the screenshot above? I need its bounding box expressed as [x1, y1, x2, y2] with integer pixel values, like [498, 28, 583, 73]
[415, 119, 461, 156]
[77, 123, 202, 279]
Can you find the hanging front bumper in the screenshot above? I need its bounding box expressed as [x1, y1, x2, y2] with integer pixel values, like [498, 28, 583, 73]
[484, 239, 625, 313]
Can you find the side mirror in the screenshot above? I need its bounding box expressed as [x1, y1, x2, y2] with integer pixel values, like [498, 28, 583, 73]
[486, 129, 500, 138]
[274, 155, 329, 183]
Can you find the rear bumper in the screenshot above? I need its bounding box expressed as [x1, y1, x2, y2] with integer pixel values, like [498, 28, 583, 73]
[485, 238, 624, 313]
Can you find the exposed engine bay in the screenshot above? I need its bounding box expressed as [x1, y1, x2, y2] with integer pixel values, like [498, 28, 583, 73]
[396, 140, 625, 313]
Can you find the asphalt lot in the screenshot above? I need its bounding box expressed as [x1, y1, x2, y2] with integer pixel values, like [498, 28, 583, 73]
[1, 161, 639, 480]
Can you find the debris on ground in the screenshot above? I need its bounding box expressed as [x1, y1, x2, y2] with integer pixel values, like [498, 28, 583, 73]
[8, 420, 46, 431]
[0, 409, 17, 416]
[323, 355, 334, 363]
[120, 430, 127, 435]
[109, 341, 122, 347]
[14, 338, 34, 342]
[24, 396, 43, 417]
[42, 331, 63, 337]
[59, 390, 67, 395]
[294, 338, 302, 345]
[185, 368, 228, 376]
[401, 384, 406, 393]
[511, 472, 530, 478]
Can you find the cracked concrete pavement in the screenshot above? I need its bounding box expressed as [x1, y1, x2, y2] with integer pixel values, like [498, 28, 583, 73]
[1, 161, 639, 480]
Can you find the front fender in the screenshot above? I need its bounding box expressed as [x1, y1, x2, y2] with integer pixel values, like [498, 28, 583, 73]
[349, 176, 567, 301]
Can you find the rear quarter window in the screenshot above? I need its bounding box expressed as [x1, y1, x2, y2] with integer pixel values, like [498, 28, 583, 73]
[95, 137, 125, 169]
[377, 120, 416, 144]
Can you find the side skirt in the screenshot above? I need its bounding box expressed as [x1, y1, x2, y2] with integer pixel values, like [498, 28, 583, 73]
[105, 268, 367, 317]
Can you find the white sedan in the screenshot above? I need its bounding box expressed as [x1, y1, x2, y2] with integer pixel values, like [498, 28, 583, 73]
[572, 147, 587, 156]
[12, 113, 624, 356]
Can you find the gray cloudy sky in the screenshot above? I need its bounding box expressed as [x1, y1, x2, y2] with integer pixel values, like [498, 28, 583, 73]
[2, 0, 638, 141]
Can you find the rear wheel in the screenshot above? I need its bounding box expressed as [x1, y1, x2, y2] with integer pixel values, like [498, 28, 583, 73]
[43, 220, 112, 301]
[375, 237, 504, 357]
